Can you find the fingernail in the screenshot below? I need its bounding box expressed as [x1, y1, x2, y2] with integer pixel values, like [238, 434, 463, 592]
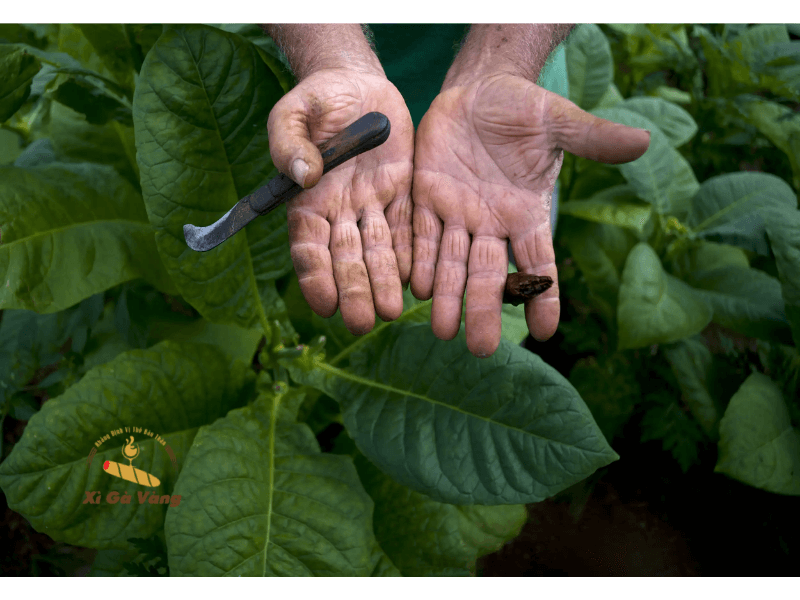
[291, 159, 309, 187]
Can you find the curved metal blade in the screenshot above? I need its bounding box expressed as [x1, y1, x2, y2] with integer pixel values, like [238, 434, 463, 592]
[183, 199, 261, 252]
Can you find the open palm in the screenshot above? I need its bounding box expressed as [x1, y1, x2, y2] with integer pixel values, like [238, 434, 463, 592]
[267, 68, 414, 335]
[411, 73, 650, 357]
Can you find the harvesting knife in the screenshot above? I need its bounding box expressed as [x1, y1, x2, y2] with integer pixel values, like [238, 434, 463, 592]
[183, 111, 391, 252]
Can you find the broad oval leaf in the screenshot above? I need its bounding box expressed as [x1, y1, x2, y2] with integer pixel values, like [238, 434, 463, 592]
[561, 218, 637, 327]
[669, 240, 749, 280]
[206, 24, 296, 94]
[617, 243, 713, 349]
[48, 101, 140, 188]
[0, 44, 41, 121]
[0, 162, 174, 312]
[621, 96, 698, 148]
[715, 372, 800, 495]
[687, 171, 797, 256]
[284, 322, 618, 505]
[592, 107, 699, 218]
[766, 209, 800, 348]
[594, 82, 623, 109]
[133, 24, 291, 335]
[685, 265, 791, 342]
[164, 388, 379, 576]
[354, 453, 525, 576]
[559, 183, 653, 236]
[663, 336, 719, 438]
[566, 24, 613, 111]
[735, 96, 800, 193]
[60, 25, 136, 95]
[0, 340, 254, 548]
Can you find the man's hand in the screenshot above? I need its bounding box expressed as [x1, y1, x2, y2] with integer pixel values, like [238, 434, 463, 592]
[410, 73, 650, 357]
[263, 25, 414, 335]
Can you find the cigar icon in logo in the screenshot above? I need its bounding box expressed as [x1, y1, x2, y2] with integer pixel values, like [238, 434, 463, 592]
[103, 436, 161, 487]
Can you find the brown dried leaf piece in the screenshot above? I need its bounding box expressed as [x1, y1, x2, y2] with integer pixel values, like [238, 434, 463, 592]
[503, 272, 553, 306]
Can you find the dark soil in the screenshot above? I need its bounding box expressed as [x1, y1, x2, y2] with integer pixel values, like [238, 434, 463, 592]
[474, 320, 798, 577]
[477, 427, 797, 576]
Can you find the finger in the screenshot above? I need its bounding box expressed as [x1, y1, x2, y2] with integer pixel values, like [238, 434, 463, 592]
[546, 94, 651, 165]
[510, 224, 560, 341]
[430, 226, 470, 341]
[464, 236, 508, 358]
[287, 206, 338, 318]
[385, 193, 413, 287]
[267, 97, 324, 188]
[410, 205, 443, 300]
[360, 209, 403, 322]
[330, 216, 375, 335]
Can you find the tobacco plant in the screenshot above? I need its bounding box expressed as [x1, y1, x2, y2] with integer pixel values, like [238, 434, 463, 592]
[0, 24, 616, 576]
[558, 24, 800, 491]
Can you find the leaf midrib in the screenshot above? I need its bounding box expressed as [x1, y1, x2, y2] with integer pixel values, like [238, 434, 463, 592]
[318, 361, 606, 452]
[0, 218, 152, 252]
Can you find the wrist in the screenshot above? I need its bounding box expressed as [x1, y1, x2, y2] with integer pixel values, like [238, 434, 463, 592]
[260, 24, 385, 81]
[441, 24, 573, 91]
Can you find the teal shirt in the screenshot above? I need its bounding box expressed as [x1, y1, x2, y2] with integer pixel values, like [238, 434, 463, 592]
[368, 24, 569, 129]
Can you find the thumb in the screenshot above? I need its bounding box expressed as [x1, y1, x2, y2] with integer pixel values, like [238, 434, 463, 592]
[546, 94, 651, 165]
[266, 100, 324, 189]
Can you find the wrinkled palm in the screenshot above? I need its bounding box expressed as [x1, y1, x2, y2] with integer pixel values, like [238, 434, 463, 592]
[267, 69, 415, 335]
[411, 73, 650, 357]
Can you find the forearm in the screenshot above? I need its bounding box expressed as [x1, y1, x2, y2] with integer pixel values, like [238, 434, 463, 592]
[259, 24, 384, 81]
[442, 24, 574, 90]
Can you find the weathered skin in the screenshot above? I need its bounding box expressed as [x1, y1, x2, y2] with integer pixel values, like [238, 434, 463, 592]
[410, 73, 651, 357]
[267, 69, 415, 335]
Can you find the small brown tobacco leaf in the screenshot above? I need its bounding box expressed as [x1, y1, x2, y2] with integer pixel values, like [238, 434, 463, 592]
[503, 272, 553, 306]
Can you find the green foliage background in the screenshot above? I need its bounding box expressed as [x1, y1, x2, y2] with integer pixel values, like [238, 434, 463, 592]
[1, 23, 799, 576]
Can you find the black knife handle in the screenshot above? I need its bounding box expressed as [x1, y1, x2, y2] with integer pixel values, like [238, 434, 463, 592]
[249, 112, 391, 214]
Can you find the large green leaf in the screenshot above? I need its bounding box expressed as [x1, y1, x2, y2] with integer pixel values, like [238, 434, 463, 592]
[58, 24, 135, 95]
[47, 100, 140, 188]
[663, 336, 719, 439]
[354, 453, 525, 576]
[0, 293, 104, 408]
[133, 24, 291, 336]
[206, 24, 296, 93]
[593, 82, 623, 109]
[0, 162, 174, 312]
[669, 240, 749, 279]
[621, 96, 698, 148]
[617, 243, 713, 350]
[0, 44, 41, 121]
[561, 218, 637, 327]
[766, 209, 800, 348]
[566, 24, 613, 111]
[684, 266, 791, 342]
[48, 76, 132, 127]
[716, 372, 800, 495]
[734, 24, 790, 62]
[734, 95, 800, 193]
[559, 183, 653, 236]
[164, 386, 379, 576]
[283, 322, 618, 505]
[591, 107, 699, 218]
[0, 340, 255, 548]
[290, 285, 433, 368]
[687, 172, 797, 256]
